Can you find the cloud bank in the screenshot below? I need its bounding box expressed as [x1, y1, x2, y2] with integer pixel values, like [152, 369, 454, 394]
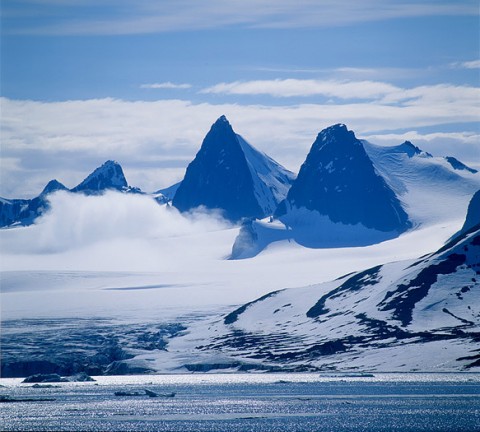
[0, 191, 230, 255]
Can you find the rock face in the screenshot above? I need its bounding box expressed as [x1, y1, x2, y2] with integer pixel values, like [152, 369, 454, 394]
[71, 160, 128, 194]
[173, 116, 295, 221]
[276, 124, 411, 232]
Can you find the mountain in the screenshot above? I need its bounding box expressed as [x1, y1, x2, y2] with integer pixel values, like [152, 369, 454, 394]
[161, 225, 480, 373]
[232, 126, 480, 258]
[172, 116, 295, 221]
[0, 161, 140, 227]
[70, 160, 135, 194]
[276, 124, 410, 232]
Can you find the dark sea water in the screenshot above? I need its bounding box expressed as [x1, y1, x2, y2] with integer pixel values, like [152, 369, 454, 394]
[1, 373, 479, 431]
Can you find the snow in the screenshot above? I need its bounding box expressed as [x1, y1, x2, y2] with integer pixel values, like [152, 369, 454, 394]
[363, 140, 480, 226]
[236, 134, 295, 215]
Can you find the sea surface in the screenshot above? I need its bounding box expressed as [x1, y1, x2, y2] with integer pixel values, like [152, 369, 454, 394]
[1, 373, 479, 431]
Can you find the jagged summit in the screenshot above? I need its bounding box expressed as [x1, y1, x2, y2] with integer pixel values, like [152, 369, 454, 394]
[445, 156, 478, 174]
[276, 124, 410, 232]
[172, 116, 295, 221]
[71, 160, 128, 194]
[41, 179, 67, 195]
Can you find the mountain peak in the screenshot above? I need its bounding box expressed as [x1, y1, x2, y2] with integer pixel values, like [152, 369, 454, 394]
[277, 124, 410, 232]
[396, 141, 423, 157]
[313, 123, 359, 154]
[41, 179, 67, 195]
[214, 115, 229, 124]
[71, 160, 128, 194]
[172, 117, 295, 221]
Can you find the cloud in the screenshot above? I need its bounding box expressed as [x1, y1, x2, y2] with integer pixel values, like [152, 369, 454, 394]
[0, 190, 230, 255]
[140, 82, 192, 90]
[450, 60, 480, 69]
[4, 0, 478, 35]
[201, 79, 401, 99]
[201, 80, 480, 107]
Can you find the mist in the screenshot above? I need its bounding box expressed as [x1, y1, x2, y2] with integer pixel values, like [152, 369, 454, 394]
[1, 191, 231, 256]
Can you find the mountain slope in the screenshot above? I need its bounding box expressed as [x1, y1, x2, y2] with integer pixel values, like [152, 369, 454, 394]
[164, 225, 480, 373]
[172, 116, 295, 221]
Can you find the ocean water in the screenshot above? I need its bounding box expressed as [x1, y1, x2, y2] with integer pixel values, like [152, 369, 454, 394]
[1, 373, 479, 431]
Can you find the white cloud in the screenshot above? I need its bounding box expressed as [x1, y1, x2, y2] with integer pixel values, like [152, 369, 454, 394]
[450, 59, 480, 69]
[140, 82, 192, 89]
[1, 191, 230, 254]
[5, 0, 478, 35]
[201, 80, 480, 108]
[201, 79, 401, 99]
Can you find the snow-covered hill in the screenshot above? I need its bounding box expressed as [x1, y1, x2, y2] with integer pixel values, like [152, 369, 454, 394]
[172, 116, 295, 221]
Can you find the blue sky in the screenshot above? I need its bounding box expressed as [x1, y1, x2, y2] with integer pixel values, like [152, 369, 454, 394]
[1, 0, 479, 197]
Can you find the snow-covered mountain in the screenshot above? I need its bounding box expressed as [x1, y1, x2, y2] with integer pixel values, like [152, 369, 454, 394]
[0, 161, 140, 227]
[276, 124, 411, 232]
[0, 180, 68, 228]
[172, 116, 295, 221]
[232, 126, 479, 258]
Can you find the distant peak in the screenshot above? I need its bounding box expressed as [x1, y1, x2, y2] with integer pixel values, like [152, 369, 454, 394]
[71, 160, 128, 193]
[41, 179, 67, 195]
[400, 141, 422, 156]
[445, 156, 478, 174]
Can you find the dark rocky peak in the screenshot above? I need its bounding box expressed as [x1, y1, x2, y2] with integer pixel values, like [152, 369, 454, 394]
[311, 123, 357, 152]
[40, 179, 67, 196]
[397, 141, 423, 157]
[277, 124, 411, 232]
[172, 115, 294, 221]
[172, 116, 262, 221]
[71, 160, 128, 194]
